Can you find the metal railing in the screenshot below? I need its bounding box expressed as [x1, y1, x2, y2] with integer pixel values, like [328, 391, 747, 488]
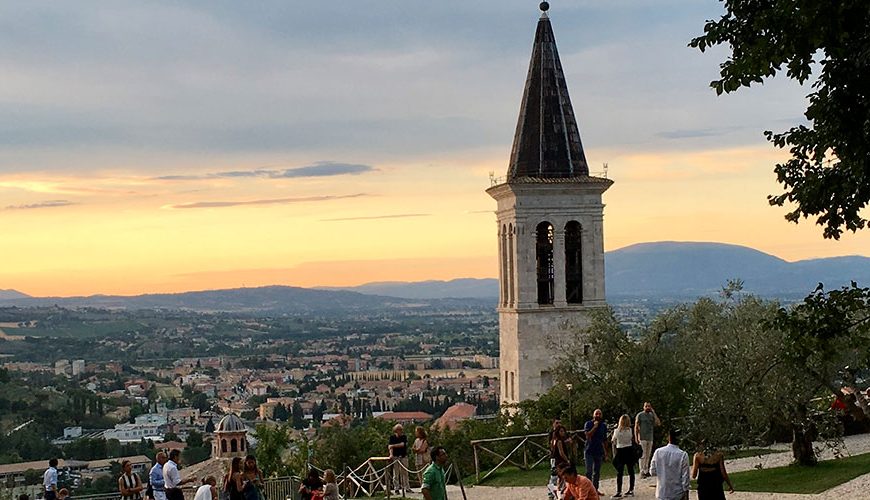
[470, 430, 586, 484]
[62, 477, 302, 500]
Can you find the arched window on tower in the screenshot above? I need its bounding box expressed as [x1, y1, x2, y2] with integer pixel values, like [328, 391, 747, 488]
[221, 439, 227, 453]
[500, 225, 508, 307]
[507, 224, 515, 306]
[565, 221, 583, 303]
[536, 221, 554, 305]
[231, 438, 238, 452]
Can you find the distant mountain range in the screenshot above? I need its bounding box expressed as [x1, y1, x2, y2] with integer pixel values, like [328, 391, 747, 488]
[605, 241, 870, 297]
[0, 289, 30, 300]
[0, 285, 484, 314]
[1, 242, 867, 311]
[325, 242, 870, 299]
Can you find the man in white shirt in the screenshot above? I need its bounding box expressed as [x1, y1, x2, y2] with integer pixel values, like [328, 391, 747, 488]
[163, 450, 197, 500]
[650, 429, 690, 500]
[43, 459, 59, 500]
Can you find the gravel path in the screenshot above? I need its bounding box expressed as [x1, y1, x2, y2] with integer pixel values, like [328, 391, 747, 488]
[432, 433, 870, 500]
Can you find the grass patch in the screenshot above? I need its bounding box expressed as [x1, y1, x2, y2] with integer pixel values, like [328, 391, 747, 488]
[471, 460, 618, 487]
[729, 451, 870, 494]
[724, 448, 782, 460]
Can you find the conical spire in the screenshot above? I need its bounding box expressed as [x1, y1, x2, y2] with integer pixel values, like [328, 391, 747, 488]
[507, 7, 589, 179]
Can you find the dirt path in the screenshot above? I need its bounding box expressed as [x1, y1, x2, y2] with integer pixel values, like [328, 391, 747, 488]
[438, 433, 870, 500]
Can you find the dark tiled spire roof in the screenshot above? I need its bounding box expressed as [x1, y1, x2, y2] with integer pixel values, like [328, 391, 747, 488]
[507, 11, 589, 179]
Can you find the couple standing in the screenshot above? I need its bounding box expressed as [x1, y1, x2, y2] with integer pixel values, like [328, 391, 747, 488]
[585, 403, 656, 498]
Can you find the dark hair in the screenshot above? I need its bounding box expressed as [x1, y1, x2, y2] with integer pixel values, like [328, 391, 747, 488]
[558, 464, 577, 476]
[669, 428, 681, 444]
[49, 458, 58, 467]
[306, 469, 319, 480]
[169, 449, 181, 461]
[429, 446, 446, 462]
[121, 460, 131, 469]
[224, 457, 242, 491]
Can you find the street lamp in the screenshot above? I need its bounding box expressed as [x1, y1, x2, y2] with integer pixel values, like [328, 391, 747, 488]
[565, 383, 573, 430]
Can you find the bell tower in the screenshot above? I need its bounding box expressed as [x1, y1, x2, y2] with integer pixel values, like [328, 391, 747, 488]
[488, 2, 612, 405]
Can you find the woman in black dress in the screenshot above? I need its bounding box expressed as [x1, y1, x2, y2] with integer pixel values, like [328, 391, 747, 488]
[691, 448, 734, 499]
[223, 457, 244, 500]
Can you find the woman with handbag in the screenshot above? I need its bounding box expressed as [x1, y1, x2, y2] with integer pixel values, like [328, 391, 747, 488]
[610, 414, 636, 497]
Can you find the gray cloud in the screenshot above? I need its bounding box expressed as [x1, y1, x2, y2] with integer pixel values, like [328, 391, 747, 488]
[655, 127, 742, 140]
[170, 193, 365, 209]
[154, 162, 375, 181]
[320, 213, 430, 222]
[5, 199, 76, 210]
[0, 1, 812, 174]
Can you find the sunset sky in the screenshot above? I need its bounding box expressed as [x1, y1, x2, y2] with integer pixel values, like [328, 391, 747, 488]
[1, 0, 867, 297]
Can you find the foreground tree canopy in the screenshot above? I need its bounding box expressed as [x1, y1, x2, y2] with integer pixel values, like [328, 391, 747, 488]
[690, 0, 870, 239]
[549, 283, 870, 465]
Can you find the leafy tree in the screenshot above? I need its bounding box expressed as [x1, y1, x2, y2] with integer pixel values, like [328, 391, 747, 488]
[550, 307, 692, 430]
[771, 282, 870, 463]
[189, 393, 211, 412]
[253, 424, 293, 477]
[186, 430, 204, 448]
[551, 288, 863, 465]
[690, 0, 870, 239]
[291, 402, 305, 430]
[273, 403, 289, 422]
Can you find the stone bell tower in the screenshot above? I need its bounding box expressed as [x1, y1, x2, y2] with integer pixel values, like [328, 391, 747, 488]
[487, 3, 612, 405]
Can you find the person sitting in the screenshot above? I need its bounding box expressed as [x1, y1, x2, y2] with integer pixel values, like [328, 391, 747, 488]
[557, 464, 600, 500]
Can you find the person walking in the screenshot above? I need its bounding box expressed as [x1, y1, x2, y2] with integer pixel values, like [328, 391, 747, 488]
[412, 426, 430, 487]
[692, 446, 734, 500]
[421, 447, 448, 500]
[610, 415, 636, 498]
[635, 402, 661, 478]
[584, 409, 607, 495]
[650, 430, 690, 500]
[387, 424, 409, 493]
[119, 460, 145, 500]
[43, 459, 59, 500]
[149, 452, 168, 500]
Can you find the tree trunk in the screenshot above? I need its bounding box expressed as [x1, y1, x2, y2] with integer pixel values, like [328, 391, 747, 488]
[791, 404, 818, 466]
[791, 424, 817, 465]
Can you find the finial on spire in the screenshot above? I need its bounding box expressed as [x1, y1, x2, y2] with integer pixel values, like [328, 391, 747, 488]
[539, 2, 550, 12]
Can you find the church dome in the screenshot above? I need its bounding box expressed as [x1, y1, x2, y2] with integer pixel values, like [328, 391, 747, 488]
[215, 413, 246, 433]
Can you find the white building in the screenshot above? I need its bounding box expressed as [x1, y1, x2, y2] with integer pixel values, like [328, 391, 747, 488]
[103, 422, 163, 443]
[54, 359, 70, 376]
[71, 359, 85, 376]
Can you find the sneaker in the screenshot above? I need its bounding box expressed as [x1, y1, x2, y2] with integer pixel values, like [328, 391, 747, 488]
[625, 490, 634, 496]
